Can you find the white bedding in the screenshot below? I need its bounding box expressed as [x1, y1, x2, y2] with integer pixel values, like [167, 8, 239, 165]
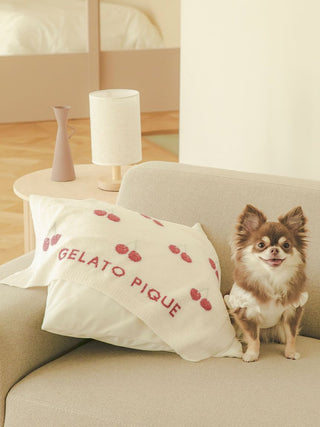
[0, 0, 164, 55]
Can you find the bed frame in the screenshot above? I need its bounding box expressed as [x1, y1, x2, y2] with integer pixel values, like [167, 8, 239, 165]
[0, 0, 180, 123]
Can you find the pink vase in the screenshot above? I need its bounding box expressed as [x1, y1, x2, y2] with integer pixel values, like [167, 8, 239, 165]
[51, 105, 76, 182]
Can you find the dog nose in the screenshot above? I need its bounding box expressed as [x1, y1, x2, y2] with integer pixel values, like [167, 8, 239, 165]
[270, 247, 279, 255]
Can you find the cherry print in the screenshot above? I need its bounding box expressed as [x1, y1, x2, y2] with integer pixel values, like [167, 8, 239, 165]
[153, 219, 164, 227]
[115, 244, 129, 255]
[200, 298, 212, 311]
[169, 244, 180, 254]
[169, 246, 192, 263]
[128, 250, 142, 262]
[209, 258, 216, 270]
[181, 252, 192, 263]
[107, 213, 120, 222]
[94, 210, 107, 216]
[190, 288, 201, 301]
[140, 214, 164, 227]
[51, 234, 61, 246]
[43, 237, 50, 252]
[209, 258, 219, 280]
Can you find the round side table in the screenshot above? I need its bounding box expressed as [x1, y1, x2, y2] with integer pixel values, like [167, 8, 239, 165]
[14, 164, 128, 252]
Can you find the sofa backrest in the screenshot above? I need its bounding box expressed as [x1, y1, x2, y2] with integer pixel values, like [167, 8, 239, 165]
[117, 161, 320, 339]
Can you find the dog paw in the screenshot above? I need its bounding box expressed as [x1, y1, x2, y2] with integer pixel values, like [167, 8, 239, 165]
[242, 350, 259, 362]
[285, 351, 300, 360]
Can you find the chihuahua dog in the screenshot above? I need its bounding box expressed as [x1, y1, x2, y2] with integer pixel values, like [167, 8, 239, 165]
[224, 204, 308, 362]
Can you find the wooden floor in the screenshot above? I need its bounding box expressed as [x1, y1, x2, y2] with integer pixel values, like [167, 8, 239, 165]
[0, 111, 179, 264]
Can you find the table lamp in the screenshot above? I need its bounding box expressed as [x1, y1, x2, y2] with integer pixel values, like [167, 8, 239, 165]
[89, 89, 142, 191]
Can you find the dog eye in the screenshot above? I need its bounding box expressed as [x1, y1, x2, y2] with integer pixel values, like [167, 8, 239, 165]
[257, 242, 265, 249]
[283, 242, 290, 249]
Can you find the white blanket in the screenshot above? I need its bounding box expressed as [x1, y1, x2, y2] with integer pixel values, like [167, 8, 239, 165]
[0, 0, 164, 55]
[3, 196, 242, 362]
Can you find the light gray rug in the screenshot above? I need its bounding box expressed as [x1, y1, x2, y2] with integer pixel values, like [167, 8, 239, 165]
[146, 134, 179, 156]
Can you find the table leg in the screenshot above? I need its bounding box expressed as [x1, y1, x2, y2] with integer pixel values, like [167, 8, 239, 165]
[23, 200, 35, 252]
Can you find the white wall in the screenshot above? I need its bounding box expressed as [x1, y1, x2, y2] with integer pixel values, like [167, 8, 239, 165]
[179, 0, 320, 180]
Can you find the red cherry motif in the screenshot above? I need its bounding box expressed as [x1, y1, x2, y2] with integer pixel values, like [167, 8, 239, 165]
[51, 234, 61, 246]
[128, 251, 142, 262]
[108, 213, 120, 222]
[200, 298, 212, 311]
[209, 257, 219, 281]
[43, 237, 50, 252]
[169, 246, 192, 263]
[181, 252, 192, 263]
[94, 210, 107, 216]
[169, 244, 180, 254]
[209, 258, 216, 270]
[115, 244, 129, 255]
[190, 288, 212, 311]
[190, 288, 201, 301]
[140, 213, 151, 219]
[140, 214, 164, 227]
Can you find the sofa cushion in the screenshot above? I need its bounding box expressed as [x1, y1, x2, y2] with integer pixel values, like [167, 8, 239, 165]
[3, 195, 241, 361]
[5, 336, 320, 427]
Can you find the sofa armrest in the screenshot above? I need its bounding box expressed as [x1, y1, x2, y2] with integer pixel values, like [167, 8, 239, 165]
[0, 255, 86, 426]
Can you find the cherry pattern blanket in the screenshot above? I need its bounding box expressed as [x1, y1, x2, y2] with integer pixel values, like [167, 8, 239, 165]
[3, 196, 242, 361]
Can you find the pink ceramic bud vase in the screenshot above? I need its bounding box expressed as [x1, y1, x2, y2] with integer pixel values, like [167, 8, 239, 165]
[51, 105, 76, 182]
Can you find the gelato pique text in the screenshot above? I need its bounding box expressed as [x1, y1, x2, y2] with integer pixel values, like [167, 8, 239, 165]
[58, 247, 182, 318]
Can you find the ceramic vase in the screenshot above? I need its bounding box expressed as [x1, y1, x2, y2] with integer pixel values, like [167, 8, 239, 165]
[51, 105, 76, 182]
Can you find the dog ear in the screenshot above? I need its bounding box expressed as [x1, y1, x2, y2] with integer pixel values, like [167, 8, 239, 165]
[238, 204, 267, 233]
[278, 206, 306, 234]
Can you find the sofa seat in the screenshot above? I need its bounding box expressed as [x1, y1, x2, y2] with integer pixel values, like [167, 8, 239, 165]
[5, 337, 320, 427]
[2, 162, 320, 426]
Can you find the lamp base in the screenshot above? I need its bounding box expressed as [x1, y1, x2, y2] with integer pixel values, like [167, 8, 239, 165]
[97, 177, 121, 192]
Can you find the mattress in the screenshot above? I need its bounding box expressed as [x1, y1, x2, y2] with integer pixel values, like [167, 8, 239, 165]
[0, 0, 164, 55]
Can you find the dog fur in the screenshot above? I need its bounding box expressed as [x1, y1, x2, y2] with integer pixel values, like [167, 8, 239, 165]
[224, 204, 308, 362]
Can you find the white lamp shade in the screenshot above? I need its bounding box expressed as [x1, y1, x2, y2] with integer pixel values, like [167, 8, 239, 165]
[89, 89, 142, 166]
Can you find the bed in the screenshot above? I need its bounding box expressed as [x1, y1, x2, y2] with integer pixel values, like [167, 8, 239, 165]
[0, 0, 180, 122]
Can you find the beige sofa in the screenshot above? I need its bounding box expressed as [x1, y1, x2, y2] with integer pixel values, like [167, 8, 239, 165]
[1, 161, 319, 427]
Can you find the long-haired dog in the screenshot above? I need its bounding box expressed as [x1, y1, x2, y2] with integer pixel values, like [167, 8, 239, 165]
[224, 204, 308, 362]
